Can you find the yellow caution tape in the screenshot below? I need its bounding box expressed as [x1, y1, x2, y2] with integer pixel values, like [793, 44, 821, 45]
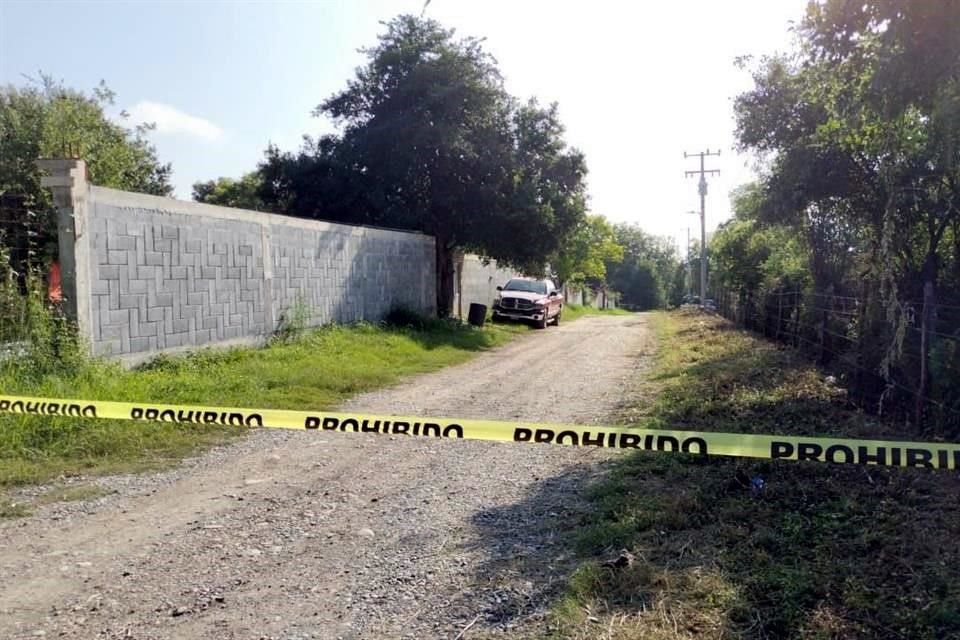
[1, 394, 958, 470]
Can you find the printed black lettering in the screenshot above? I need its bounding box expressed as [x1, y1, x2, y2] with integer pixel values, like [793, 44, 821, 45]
[656, 436, 680, 452]
[682, 437, 708, 455]
[937, 450, 949, 469]
[305, 416, 321, 429]
[954, 451, 960, 471]
[245, 414, 263, 427]
[228, 413, 245, 426]
[0, 400, 8, 411]
[159, 409, 175, 421]
[422, 423, 440, 437]
[771, 441, 794, 460]
[67, 404, 82, 416]
[201, 411, 216, 424]
[48, 403, 60, 415]
[581, 431, 605, 447]
[857, 446, 886, 466]
[556, 431, 579, 446]
[146, 408, 159, 421]
[513, 428, 533, 442]
[442, 424, 463, 438]
[607, 433, 617, 447]
[534, 429, 555, 444]
[797, 443, 823, 461]
[321, 417, 339, 431]
[906, 448, 933, 468]
[25, 401, 40, 414]
[176, 410, 193, 423]
[825, 444, 854, 464]
[412, 422, 423, 436]
[644, 435, 654, 450]
[618, 433, 642, 449]
[393, 421, 410, 435]
[11, 401, 23, 412]
[131, 407, 143, 419]
[361, 420, 381, 433]
[341, 418, 359, 432]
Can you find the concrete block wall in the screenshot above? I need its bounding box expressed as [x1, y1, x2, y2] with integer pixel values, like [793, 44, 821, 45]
[453, 254, 519, 318]
[562, 286, 584, 306]
[40, 159, 436, 361]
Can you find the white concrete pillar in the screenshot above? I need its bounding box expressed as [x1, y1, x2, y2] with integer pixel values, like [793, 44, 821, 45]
[37, 159, 93, 348]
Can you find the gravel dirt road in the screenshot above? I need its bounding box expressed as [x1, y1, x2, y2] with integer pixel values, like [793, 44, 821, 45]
[0, 314, 655, 640]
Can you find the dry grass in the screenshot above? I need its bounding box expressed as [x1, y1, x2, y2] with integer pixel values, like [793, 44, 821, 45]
[545, 309, 960, 640]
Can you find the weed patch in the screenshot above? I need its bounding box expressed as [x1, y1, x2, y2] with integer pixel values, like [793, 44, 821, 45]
[548, 310, 960, 639]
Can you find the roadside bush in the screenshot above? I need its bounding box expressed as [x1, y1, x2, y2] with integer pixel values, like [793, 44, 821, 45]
[270, 292, 312, 344]
[383, 306, 452, 332]
[0, 254, 88, 383]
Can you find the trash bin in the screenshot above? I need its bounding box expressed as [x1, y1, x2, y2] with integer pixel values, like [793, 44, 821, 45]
[467, 303, 487, 327]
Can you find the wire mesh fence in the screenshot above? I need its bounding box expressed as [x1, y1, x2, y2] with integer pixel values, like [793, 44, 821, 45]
[715, 286, 960, 433]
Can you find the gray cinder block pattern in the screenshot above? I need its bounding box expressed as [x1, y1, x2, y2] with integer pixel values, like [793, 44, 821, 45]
[40, 160, 437, 361]
[452, 254, 519, 318]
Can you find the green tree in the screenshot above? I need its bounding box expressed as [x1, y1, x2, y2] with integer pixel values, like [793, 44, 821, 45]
[315, 15, 587, 316]
[0, 77, 172, 204]
[733, 0, 960, 429]
[192, 172, 265, 210]
[605, 223, 679, 310]
[552, 214, 623, 288]
[256, 136, 391, 226]
[0, 76, 172, 269]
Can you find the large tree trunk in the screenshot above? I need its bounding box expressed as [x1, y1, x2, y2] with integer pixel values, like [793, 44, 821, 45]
[435, 238, 456, 318]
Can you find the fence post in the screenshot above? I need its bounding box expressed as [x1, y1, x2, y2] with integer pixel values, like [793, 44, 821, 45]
[774, 291, 783, 342]
[793, 291, 801, 348]
[917, 279, 934, 428]
[37, 159, 93, 349]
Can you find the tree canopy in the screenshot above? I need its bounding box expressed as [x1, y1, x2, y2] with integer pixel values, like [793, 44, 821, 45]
[1, 77, 172, 205]
[725, 0, 960, 431]
[192, 172, 264, 210]
[0, 76, 172, 266]
[551, 214, 623, 287]
[205, 16, 588, 316]
[605, 223, 681, 310]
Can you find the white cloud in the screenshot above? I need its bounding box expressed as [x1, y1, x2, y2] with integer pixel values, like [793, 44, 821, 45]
[127, 101, 224, 142]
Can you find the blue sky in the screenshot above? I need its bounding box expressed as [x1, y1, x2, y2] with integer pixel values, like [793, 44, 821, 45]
[0, 0, 807, 251]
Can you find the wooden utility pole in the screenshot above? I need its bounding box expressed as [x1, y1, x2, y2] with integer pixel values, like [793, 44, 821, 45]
[684, 150, 721, 304]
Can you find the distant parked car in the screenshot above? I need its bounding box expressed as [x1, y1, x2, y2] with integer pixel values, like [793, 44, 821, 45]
[492, 277, 563, 329]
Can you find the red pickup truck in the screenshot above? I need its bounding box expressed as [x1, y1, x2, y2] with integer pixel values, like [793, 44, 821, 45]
[491, 277, 563, 329]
